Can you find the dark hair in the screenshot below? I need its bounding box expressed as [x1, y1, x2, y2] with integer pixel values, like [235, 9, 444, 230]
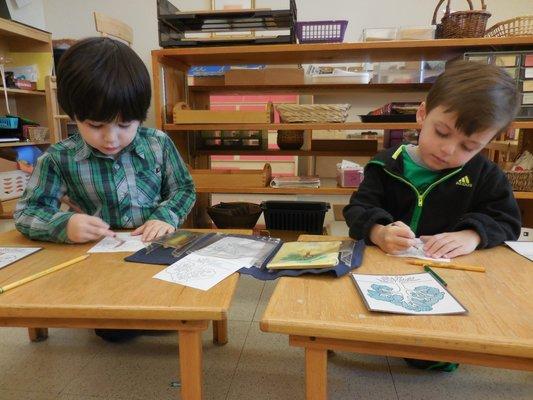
[57, 37, 151, 123]
[426, 60, 520, 136]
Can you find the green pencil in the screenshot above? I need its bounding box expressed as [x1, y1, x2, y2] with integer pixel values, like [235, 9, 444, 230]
[424, 265, 448, 287]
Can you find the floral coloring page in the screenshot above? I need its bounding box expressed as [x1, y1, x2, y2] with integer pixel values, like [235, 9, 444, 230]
[388, 238, 450, 262]
[0, 247, 41, 270]
[87, 233, 146, 253]
[153, 253, 242, 291]
[351, 273, 466, 315]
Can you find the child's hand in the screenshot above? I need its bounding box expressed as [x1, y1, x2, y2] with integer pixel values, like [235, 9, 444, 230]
[420, 229, 481, 259]
[131, 220, 175, 242]
[67, 214, 116, 243]
[369, 221, 417, 254]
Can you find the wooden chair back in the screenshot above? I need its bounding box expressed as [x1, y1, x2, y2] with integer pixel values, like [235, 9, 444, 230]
[93, 12, 133, 46]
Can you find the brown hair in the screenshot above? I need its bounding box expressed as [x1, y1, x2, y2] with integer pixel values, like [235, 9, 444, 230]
[426, 60, 520, 136]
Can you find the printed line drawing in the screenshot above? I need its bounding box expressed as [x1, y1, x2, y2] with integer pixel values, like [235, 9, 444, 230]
[367, 276, 445, 312]
[161, 257, 218, 283]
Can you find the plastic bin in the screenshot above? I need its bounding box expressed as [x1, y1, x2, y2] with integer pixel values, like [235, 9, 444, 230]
[296, 20, 348, 43]
[261, 201, 330, 234]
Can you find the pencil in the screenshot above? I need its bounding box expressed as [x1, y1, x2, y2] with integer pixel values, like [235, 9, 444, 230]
[424, 265, 447, 286]
[407, 259, 485, 272]
[0, 254, 90, 294]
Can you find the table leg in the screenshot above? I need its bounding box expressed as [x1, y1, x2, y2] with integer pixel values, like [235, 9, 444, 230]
[212, 318, 228, 345]
[28, 328, 48, 342]
[179, 329, 203, 400]
[306, 347, 328, 400]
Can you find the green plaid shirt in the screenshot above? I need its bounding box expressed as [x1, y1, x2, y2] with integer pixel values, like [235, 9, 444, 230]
[14, 126, 196, 243]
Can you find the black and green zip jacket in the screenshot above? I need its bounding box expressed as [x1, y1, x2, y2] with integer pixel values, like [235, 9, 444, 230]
[343, 145, 521, 248]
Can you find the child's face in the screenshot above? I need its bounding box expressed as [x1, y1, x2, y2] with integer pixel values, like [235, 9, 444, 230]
[416, 103, 498, 170]
[76, 119, 140, 157]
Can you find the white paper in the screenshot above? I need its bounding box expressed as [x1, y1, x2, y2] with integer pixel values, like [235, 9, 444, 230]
[388, 238, 450, 262]
[153, 253, 242, 291]
[351, 273, 466, 315]
[505, 241, 533, 262]
[0, 247, 41, 270]
[87, 233, 146, 253]
[194, 236, 270, 268]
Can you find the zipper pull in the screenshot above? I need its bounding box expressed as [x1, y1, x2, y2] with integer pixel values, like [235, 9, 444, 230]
[418, 197, 423, 207]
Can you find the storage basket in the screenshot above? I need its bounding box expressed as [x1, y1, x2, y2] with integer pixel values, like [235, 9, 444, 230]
[207, 202, 262, 229]
[296, 20, 348, 43]
[432, 0, 491, 39]
[276, 104, 351, 123]
[27, 126, 49, 142]
[485, 16, 533, 37]
[505, 170, 533, 192]
[261, 201, 330, 234]
[0, 170, 30, 201]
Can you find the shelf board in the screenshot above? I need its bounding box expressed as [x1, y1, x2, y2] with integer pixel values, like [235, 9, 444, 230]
[3, 88, 46, 97]
[514, 191, 533, 200]
[165, 122, 421, 131]
[0, 18, 51, 49]
[189, 81, 433, 94]
[196, 183, 533, 199]
[153, 37, 533, 66]
[165, 121, 533, 131]
[0, 141, 50, 148]
[195, 148, 377, 157]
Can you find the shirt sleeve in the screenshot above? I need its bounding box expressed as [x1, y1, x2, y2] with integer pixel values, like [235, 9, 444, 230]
[147, 135, 196, 227]
[343, 164, 394, 243]
[14, 153, 74, 243]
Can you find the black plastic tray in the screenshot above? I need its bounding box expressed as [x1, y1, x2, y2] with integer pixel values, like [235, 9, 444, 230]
[359, 114, 417, 123]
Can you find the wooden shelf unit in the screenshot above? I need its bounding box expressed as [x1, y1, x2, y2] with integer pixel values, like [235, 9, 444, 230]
[0, 141, 50, 148]
[152, 37, 533, 227]
[0, 18, 56, 147]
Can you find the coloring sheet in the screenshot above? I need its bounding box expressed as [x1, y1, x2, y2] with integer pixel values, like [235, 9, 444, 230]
[351, 273, 466, 315]
[388, 238, 450, 262]
[193, 236, 270, 268]
[87, 233, 146, 253]
[0, 247, 42, 270]
[153, 253, 242, 291]
[505, 241, 533, 262]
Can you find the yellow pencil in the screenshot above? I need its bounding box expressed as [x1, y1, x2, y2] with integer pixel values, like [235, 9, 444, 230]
[0, 254, 90, 294]
[407, 259, 485, 273]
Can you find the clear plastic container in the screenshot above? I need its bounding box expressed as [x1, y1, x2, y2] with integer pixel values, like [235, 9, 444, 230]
[397, 26, 435, 40]
[362, 28, 398, 42]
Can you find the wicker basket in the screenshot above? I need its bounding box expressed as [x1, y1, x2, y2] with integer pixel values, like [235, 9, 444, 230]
[275, 104, 351, 123]
[485, 15, 533, 37]
[27, 126, 49, 142]
[505, 170, 533, 192]
[432, 0, 491, 39]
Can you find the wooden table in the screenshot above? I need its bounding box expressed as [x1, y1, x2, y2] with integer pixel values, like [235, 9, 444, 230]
[0, 229, 250, 400]
[260, 235, 533, 400]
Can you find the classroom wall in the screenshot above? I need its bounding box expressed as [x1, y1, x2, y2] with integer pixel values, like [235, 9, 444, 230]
[42, 0, 533, 129]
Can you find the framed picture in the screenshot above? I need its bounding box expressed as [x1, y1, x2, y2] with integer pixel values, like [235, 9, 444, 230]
[211, 0, 255, 11]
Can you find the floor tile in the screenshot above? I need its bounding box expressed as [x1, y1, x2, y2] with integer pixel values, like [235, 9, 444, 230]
[227, 323, 397, 400]
[388, 356, 533, 400]
[0, 328, 99, 393]
[0, 389, 58, 400]
[228, 275, 265, 322]
[59, 321, 251, 400]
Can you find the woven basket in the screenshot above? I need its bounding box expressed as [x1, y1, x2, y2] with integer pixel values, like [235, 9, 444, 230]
[276, 104, 351, 123]
[432, 0, 491, 39]
[505, 170, 533, 191]
[485, 15, 533, 37]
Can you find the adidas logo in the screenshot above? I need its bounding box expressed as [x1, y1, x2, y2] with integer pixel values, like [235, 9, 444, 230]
[456, 175, 472, 187]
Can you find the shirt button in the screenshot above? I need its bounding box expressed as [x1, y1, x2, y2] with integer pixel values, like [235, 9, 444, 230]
[122, 215, 128, 222]
[114, 164, 120, 170]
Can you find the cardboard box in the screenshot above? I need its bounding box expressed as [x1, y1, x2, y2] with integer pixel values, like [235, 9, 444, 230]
[224, 67, 304, 85]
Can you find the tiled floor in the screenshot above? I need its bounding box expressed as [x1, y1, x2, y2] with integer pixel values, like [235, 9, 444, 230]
[0, 273, 531, 400]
